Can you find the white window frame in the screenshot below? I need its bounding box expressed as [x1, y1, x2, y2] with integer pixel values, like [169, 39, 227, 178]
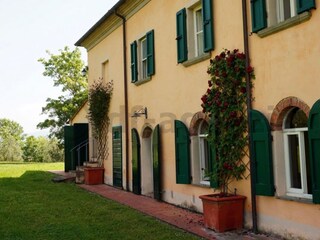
[277, 0, 297, 22]
[198, 120, 210, 186]
[193, 6, 204, 57]
[283, 108, 311, 200]
[283, 129, 311, 199]
[267, 0, 297, 26]
[139, 37, 147, 80]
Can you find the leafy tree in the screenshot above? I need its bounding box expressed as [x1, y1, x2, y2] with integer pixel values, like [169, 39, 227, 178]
[37, 46, 88, 146]
[23, 136, 63, 162]
[0, 119, 24, 162]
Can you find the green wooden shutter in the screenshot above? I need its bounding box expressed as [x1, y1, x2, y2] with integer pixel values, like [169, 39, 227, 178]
[146, 30, 155, 76]
[308, 100, 320, 204]
[175, 120, 191, 184]
[132, 128, 141, 195]
[297, 0, 316, 14]
[64, 125, 74, 172]
[208, 143, 218, 188]
[202, 0, 214, 52]
[153, 124, 161, 200]
[251, 0, 267, 33]
[130, 41, 138, 83]
[112, 126, 123, 188]
[250, 109, 275, 196]
[176, 8, 188, 63]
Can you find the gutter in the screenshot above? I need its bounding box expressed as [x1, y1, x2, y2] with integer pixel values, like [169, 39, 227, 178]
[242, 0, 258, 234]
[114, 10, 130, 192]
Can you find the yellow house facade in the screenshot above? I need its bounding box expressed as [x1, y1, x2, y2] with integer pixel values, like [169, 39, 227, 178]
[76, 0, 320, 239]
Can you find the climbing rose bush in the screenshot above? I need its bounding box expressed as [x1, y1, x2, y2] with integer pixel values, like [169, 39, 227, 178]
[201, 49, 255, 195]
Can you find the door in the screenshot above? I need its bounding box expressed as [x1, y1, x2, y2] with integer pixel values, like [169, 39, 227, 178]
[64, 126, 74, 172]
[132, 128, 141, 194]
[112, 126, 123, 188]
[153, 124, 161, 200]
[74, 123, 89, 168]
[64, 123, 88, 172]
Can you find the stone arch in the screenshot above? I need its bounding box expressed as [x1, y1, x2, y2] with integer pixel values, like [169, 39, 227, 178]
[142, 125, 153, 138]
[140, 124, 153, 197]
[270, 97, 310, 130]
[189, 111, 210, 136]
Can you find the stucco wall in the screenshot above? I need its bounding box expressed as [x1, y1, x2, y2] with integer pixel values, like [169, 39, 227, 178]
[70, 102, 88, 125]
[83, 0, 320, 239]
[248, 0, 320, 238]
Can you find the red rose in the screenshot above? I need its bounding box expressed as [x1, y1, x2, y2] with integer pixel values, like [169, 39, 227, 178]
[208, 80, 213, 87]
[240, 87, 246, 93]
[230, 111, 237, 118]
[246, 66, 253, 73]
[236, 53, 245, 59]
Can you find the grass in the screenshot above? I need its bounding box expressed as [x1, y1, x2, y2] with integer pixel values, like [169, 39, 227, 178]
[0, 162, 200, 240]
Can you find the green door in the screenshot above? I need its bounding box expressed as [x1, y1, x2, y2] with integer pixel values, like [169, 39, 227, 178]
[74, 123, 89, 168]
[113, 126, 123, 188]
[64, 126, 74, 172]
[132, 128, 141, 195]
[153, 124, 161, 200]
[64, 123, 88, 172]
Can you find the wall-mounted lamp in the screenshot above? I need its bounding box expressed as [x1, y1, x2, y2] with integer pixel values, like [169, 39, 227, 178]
[131, 107, 148, 119]
[81, 66, 88, 76]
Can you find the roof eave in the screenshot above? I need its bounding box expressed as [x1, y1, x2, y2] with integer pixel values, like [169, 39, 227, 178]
[75, 0, 125, 47]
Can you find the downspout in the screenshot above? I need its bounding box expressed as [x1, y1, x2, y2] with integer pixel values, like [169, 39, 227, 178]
[242, 0, 258, 233]
[115, 10, 130, 191]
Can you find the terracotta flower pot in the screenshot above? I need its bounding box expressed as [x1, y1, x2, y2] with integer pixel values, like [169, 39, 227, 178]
[199, 194, 246, 232]
[84, 167, 104, 185]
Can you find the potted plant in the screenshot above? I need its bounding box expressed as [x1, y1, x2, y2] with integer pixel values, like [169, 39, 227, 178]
[85, 79, 113, 185]
[199, 49, 254, 232]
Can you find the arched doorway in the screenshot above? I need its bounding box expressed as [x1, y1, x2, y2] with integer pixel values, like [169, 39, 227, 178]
[132, 128, 141, 195]
[141, 126, 153, 197]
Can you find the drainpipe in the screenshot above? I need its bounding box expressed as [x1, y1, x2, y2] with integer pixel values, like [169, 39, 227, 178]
[242, 0, 258, 234]
[115, 10, 130, 191]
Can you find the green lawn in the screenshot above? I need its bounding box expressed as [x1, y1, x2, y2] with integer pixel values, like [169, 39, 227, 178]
[0, 162, 200, 240]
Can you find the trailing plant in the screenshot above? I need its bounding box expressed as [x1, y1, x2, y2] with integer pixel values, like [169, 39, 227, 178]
[87, 79, 113, 167]
[201, 49, 254, 195]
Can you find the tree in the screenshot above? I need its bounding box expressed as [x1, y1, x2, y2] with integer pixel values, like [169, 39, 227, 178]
[37, 46, 88, 146]
[23, 136, 63, 162]
[0, 119, 24, 162]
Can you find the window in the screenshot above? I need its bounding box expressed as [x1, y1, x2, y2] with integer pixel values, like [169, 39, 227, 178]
[267, 0, 297, 26]
[130, 30, 155, 83]
[251, 0, 316, 33]
[140, 37, 148, 80]
[198, 120, 210, 184]
[283, 108, 312, 199]
[194, 7, 204, 57]
[176, 0, 213, 63]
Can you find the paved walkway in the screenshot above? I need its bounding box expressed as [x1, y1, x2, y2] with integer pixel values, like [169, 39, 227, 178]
[50, 171, 282, 240]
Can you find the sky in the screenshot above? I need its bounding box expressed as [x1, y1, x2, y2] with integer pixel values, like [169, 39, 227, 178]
[0, 0, 118, 136]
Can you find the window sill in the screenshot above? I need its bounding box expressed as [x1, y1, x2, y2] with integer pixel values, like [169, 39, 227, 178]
[192, 182, 211, 189]
[257, 11, 312, 38]
[134, 76, 152, 86]
[182, 52, 211, 67]
[275, 195, 313, 204]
